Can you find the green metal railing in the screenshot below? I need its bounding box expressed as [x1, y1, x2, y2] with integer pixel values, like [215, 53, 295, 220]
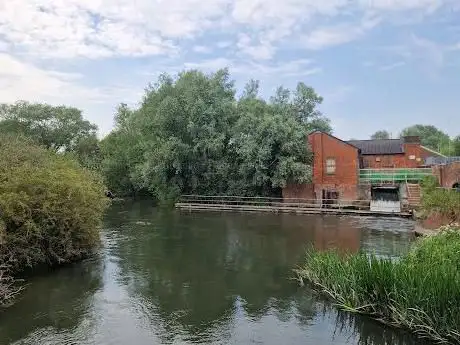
[359, 168, 433, 183]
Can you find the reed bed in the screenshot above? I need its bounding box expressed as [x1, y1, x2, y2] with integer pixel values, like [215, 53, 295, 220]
[297, 225, 460, 344]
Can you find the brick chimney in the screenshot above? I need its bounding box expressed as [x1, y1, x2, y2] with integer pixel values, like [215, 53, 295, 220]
[402, 136, 421, 144]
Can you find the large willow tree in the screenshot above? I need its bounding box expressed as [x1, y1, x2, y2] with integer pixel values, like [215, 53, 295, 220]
[101, 69, 331, 202]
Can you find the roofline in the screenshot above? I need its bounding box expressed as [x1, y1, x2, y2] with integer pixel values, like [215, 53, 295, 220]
[347, 138, 402, 142]
[308, 130, 360, 151]
[360, 152, 405, 156]
[420, 145, 447, 158]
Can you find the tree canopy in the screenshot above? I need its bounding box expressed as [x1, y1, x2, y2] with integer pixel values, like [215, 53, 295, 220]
[0, 101, 101, 169]
[453, 136, 460, 156]
[370, 130, 390, 140]
[400, 125, 451, 155]
[101, 69, 330, 202]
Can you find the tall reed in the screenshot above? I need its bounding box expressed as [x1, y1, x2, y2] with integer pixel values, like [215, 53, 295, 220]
[297, 225, 460, 344]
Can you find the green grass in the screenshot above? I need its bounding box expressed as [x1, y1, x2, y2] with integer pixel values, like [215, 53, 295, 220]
[420, 176, 460, 222]
[297, 225, 460, 344]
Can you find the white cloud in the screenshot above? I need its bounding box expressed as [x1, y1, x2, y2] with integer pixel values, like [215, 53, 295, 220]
[217, 41, 233, 49]
[0, 53, 142, 134]
[0, 0, 455, 60]
[236, 33, 275, 60]
[0, 53, 86, 102]
[0, 0, 458, 137]
[379, 61, 406, 70]
[303, 16, 380, 50]
[181, 58, 321, 78]
[193, 45, 212, 54]
[0, 0, 228, 59]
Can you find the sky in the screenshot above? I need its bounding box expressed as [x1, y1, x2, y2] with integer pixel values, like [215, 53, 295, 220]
[1, 0, 460, 140]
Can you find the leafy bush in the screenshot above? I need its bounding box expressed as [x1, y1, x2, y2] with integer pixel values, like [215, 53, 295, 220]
[421, 176, 460, 222]
[0, 135, 109, 273]
[297, 225, 460, 343]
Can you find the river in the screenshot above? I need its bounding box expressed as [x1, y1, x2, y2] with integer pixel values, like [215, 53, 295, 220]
[0, 200, 429, 345]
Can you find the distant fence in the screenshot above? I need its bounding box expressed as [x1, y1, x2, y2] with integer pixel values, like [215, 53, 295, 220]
[426, 156, 460, 166]
[177, 195, 407, 213]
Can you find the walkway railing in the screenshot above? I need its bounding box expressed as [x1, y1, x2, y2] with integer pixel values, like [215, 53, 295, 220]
[177, 195, 406, 213]
[359, 168, 432, 183]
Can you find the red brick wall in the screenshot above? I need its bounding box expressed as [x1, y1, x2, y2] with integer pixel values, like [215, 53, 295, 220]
[361, 154, 406, 168]
[361, 143, 428, 168]
[432, 162, 460, 188]
[308, 132, 360, 200]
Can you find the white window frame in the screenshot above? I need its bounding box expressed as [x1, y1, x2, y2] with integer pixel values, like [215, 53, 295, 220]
[326, 158, 336, 174]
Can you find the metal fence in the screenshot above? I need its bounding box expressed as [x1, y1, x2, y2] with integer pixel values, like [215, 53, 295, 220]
[425, 156, 460, 166]
[359, 168, 432, 183]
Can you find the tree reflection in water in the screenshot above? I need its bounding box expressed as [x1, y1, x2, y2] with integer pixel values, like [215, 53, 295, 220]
[105, 202, 417, 345]
[0, 201, 418, 345]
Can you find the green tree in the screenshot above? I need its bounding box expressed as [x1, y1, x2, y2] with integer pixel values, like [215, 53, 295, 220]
[400, 125, 451, 154]
[453, 136, 460, 156]
[100, 69, 329, 201]
[370, 130, 390, 140]
[0, 101, 97, 153]
[100, 104, 146, 195]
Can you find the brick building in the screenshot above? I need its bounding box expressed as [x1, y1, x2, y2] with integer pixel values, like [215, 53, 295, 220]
[283, 131, 443, 203]
[432, 161, 460, 189]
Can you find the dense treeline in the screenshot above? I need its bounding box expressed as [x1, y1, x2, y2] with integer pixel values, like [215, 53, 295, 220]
[101, 69, 330, 202]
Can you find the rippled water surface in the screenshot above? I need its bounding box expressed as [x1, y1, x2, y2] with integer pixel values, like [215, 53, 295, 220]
[0, 200, 428, 345]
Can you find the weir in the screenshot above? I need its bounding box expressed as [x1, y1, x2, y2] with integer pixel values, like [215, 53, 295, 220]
[175, 195, 413, 217]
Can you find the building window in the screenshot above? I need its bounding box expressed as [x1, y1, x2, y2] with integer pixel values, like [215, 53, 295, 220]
[326, 158, 336, 174]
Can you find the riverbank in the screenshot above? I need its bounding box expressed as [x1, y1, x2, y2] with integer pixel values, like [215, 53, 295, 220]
[297, 224, 460, 344]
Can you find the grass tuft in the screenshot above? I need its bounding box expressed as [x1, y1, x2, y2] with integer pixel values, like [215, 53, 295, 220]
[297, 224, 460, 344]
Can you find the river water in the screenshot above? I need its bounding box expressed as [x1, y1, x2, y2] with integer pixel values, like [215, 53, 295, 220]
[0, 200, 428, 345]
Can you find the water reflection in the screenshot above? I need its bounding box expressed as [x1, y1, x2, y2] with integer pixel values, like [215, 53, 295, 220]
[0, 201, 423, 345]
[0, 257, 103, 344]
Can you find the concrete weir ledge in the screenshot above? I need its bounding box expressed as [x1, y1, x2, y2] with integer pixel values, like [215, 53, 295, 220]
[175, 197, 412, 218]
[413, 225, 437, 237]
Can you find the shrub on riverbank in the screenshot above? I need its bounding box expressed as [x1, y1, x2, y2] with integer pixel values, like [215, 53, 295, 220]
[420, 176, 460, 223]
[297, 225, 460, 343]
[0, 136, 108, 278]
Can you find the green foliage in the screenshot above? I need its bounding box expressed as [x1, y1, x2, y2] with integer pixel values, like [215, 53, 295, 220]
[0, 136, 109, 273]
[453, 135, 460, 156]
[400, 124, 452, 155]
[0, 101, 101, 171]
[370, 130, 390, 140]
[420, 176, 460, 222]
[297, 225, 460, 343]
[101, 69, 329, 202]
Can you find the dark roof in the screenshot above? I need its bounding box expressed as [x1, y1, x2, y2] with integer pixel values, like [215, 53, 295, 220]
[346, 139, 404, 155]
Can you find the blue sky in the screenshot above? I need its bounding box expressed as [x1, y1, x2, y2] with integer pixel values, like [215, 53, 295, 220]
[1, 0, 459, 140]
